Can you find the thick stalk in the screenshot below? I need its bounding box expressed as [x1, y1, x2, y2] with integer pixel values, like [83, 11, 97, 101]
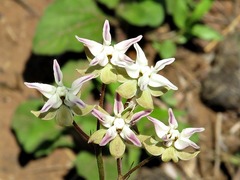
[117, 158, 123, 180]
[95, 83, 106, 180]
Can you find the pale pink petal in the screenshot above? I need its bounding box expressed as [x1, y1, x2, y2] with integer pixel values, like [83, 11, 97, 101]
[134, 43, 148, 66]
[181, 127, 205, 139]
[53, 59, 63, 86]
[149, 74, 178, 90]
[40, 94, 62, 112]
[100, 127, 117, 146]
[70, 74, 95, 95]
[174, 138, 200, 150]
[114, 35, 142, 53]
[121, 126, 141, 147]
[168, 108, 178, 129]
[24, 82, 56, 98]
[130, 110, 152, 125]
[138, 75, 150, 91]
[92, 109, 114, 128]
[147, 116, 169, 139]
[114, 93, 124, 116]
[103, 20, 111, 45]
[75, 35, 103, 55]
[154, 58, 175, 72]
[65, 93, 85, 108]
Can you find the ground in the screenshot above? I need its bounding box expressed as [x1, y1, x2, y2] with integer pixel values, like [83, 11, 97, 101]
[0, 0, 239, 180]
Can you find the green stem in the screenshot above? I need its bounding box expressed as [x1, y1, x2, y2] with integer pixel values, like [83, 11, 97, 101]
[95, 83, 106, 180]
[122, 156, 156, 180]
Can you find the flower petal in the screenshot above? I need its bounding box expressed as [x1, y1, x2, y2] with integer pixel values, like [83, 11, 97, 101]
[130, 110, 152, 125]
[53, 59, 63, 86]
[138, 75, 150, 91]
[136, 90, 154, 109]
[24, 82, 56, 98]
[55, 105, 73, 126]
[154, 58, 175, 72]
[116, 80, 137, 99]
[180, 127, 205, 139]
[100, 126, 117, 146]
[134, 43, 148, 66]
[125, 63, 141, 79]
[40, 94, 62, 112]
[149, 73, 178, 90]
[114, 35, 142, 53]
[70, 74, 95, 95]
[147, 116, 169, 139]
[168, 108, 178, 129]
[75, 35, 103, 56]
[174, 138, 200, 150]
[121, 126, 141, 147]
[103, 20, 111, 45]
[92, 109, 114, 128]
[114, 93, 124, 116]
[65, 93, 85, 108]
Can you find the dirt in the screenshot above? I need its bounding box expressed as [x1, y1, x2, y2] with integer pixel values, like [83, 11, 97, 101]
[0, 0, 239, 180]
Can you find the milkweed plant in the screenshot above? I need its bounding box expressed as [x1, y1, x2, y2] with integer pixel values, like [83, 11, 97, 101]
[24, 20, 204, 180]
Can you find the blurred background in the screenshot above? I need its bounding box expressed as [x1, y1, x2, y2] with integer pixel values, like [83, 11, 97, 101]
[0, 0, 239, 179]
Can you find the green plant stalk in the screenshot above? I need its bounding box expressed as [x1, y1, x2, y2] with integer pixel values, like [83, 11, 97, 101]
[122, 156, 156, 180]
[95, 83, 107, 180]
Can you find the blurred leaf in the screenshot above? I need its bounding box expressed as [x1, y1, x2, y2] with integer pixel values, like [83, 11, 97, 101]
[165, 0, 175, 15]
[75, 151, 138, 179]
[33, 0, 106, 55]
[191, 24, 222, 40]
[98, 0, 120, 9]
[190, 0, 213, 23]
[161, 90, 177, 107]
[153, 40, 177, 58]
[172, 0, 188, 29]
[12, 100, 69, 156]
[117, 1, 164, 27]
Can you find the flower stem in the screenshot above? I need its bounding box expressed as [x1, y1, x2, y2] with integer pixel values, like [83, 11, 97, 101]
[117, 158, 123, 180]
[122, 156, 156, 180]
[72, 120, 89, 141]
[95, 83, 106, 180]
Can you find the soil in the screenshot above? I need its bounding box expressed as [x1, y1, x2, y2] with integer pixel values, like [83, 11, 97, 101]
[0, 0, 239, 180]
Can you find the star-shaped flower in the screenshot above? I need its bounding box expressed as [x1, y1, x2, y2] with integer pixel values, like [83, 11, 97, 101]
[147, 108, 205, 150]
[24, 59, 95, 126]
[89, 93, 151, 157]
[75, 20, 142, 84]
[117, 43, 178, 109]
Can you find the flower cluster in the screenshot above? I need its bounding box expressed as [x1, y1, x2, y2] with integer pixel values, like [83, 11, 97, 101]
[24, 20, 204, 161]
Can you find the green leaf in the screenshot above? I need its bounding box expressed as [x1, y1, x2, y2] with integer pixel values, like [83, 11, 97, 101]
[153, 40, 177, 58]
[172, 0, 188, 29]
[98, 0, 120, 9]
[117, 1, 164, 27]
[191, 24, 222, 40]
[75, 151, 138, 179]
[160, 90, 177, 107]
[33, 0, 106, 55]
[190, 0, 213, 23]
[12, 100, 66, 156]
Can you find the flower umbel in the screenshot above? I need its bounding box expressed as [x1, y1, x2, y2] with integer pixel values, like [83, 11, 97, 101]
[24, 59, 95, 126]
[148, 108, 205, 150]
[89, 93, 151, 157]
[75, 20, 142, 67]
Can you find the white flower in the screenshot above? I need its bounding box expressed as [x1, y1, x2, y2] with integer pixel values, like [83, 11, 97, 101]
[91, 93, 151, 146]
[125, 43, 178, 91]
[75, 20, 142, 67]
[24, 59, 94, 126]
[148, 108, 205, 150]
